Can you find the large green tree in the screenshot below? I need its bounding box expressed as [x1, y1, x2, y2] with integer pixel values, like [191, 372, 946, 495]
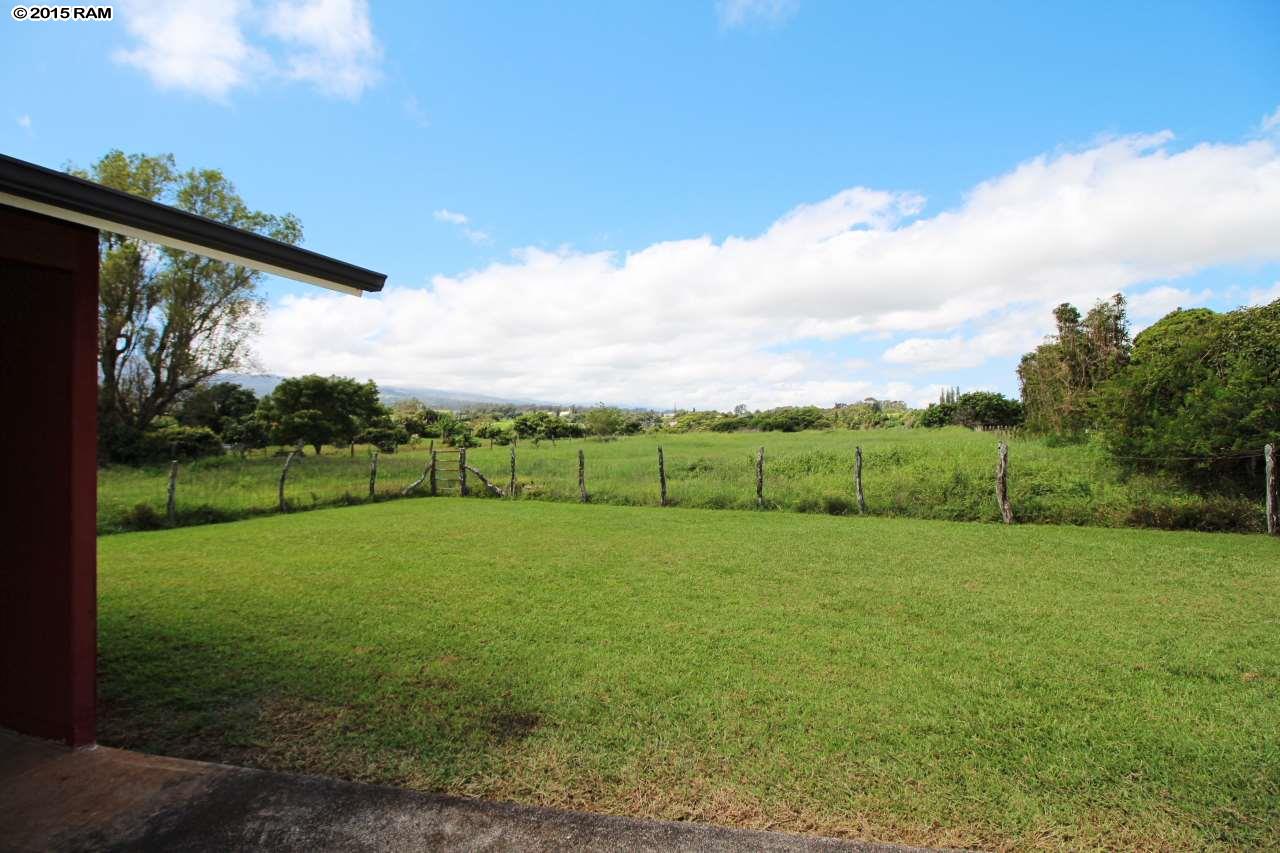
[259, 375, 384, 455]
[176, 382, 258, 435]
[1093, 300, 1280, 478]
[76, 151, 302, 459]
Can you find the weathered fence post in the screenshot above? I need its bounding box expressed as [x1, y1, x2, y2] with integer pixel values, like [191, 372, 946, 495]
[658, 445, 668, 506]
[456, 446, 468, 495]
[1266, 443, 1277, 536]
[166, 459, 178, 526]
[854, 446, 866, 514]
[996, 442, 1013, 524]
[368, 450, 379, 499]
[578, 449, 589, 503]
[509, 444, 517, 498]
[278, 450, 298, 512]
[429, 450, 438, 496]
[756, 446, 765, 509]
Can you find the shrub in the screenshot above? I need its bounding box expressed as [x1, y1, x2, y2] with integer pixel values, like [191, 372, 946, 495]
[141, 424, 224, 462]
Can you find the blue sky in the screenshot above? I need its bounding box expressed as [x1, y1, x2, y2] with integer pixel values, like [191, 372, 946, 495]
[4, 1, 1279, 408]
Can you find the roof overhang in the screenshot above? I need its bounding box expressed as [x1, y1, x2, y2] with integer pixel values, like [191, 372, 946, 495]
[0, 154, 385, 296]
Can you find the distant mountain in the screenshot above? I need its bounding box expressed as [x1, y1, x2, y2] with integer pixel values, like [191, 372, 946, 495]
[216, 373, 558, 410]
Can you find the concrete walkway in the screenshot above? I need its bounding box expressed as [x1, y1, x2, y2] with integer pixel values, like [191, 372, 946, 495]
[0, 730, 942, 852]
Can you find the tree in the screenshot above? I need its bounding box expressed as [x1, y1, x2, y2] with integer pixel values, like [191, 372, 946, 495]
[222, 415, 272, 457]
[1094, 300, 1280, 479]
[953, 392, 1024, 429]
[585, 406, 627, 439]
[918, 402, 958, 428]
[1018, 294, 1130, 435]
[259, 375, 384, 455]
[176, 382, 258, 435]
[390, 399, 439, 437]
[76, 151, 303, 460]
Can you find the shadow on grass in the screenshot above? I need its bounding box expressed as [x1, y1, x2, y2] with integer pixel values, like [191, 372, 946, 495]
[96, 607, 545, 789]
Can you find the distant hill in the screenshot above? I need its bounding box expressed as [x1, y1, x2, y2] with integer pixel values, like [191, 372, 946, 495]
[216, 373, 557, 411]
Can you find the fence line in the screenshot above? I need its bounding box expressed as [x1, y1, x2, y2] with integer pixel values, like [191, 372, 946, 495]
[137, 439, 1279, 534]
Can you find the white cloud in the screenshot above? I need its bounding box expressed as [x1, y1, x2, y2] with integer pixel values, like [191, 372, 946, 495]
[114, 0, 379, 100]
[16, 114, 32, 130]
[1126, 284, 1212, 320]
[1245, 281, 1280, 306]
[433, 209, 469, 225]
[261, 0, 380, 98]
[1261, 106, 1280, 136]
[716, 0, 799, 28]
[434, 209, 491, 245]
[882, 314, 1045, 371]
[257, 127, 1280, 409]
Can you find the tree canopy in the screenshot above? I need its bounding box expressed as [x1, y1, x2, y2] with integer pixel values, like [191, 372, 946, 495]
[260, 375, 384, 455]
[1093, 300, 1280, 477]
[81, 151, 303, 462]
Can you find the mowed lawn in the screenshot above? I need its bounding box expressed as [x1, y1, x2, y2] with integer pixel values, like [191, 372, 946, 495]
[97, 500, 1280, 850]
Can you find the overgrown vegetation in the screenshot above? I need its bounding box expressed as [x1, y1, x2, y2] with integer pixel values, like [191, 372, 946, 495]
[98, 428, 1270, 534]
[1016, 294, 1279, 481]
[97, 499, 1280, 850]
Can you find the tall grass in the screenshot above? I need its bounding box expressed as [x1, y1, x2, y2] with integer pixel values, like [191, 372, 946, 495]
[98, 428, 1268, 534]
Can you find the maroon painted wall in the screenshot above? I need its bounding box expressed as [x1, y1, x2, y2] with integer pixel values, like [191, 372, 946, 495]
[0, 205, 99, 746]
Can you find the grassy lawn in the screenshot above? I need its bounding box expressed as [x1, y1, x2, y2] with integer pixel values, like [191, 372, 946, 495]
[97, 499, 1279, 850]
[98, 427, 1268, 533]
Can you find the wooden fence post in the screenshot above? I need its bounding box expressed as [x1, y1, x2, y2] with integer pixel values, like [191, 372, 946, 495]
[658, 446, 668, 506]
[996, 442, 1013, 524]
[578, 449, 589, 503]
[166, 459, 178, 526]
[459, 447, 469, 496]
[509, 444, 517, 498]
[756, 446, 765, 509]
[278, 450, 297, 512]
[854, 446, 866, 514]
[1266, 443, 1277, 536]
[430, 450, 438, 496]
[368, 450, 379, 499]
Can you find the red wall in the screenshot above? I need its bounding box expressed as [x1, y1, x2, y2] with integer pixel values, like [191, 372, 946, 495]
[0, 205, 99, 746]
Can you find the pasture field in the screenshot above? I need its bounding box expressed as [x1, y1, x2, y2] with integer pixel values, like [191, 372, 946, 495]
[98, 427, 1268, 534]
[98, 499, 1280, 850]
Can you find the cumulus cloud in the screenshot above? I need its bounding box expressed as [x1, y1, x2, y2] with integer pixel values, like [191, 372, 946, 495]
[114, 0, 379, 100]
[16, 114, 32, 130]
[256, 123, 1280, 409]
[716, 0, 799, 28]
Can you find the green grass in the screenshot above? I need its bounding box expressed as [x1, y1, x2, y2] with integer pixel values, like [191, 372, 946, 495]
[98, 428, 1268, 534]
[98, 499, 1280, 850]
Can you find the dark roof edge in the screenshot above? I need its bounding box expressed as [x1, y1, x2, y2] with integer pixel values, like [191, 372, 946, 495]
[0, 154, 385, 294]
